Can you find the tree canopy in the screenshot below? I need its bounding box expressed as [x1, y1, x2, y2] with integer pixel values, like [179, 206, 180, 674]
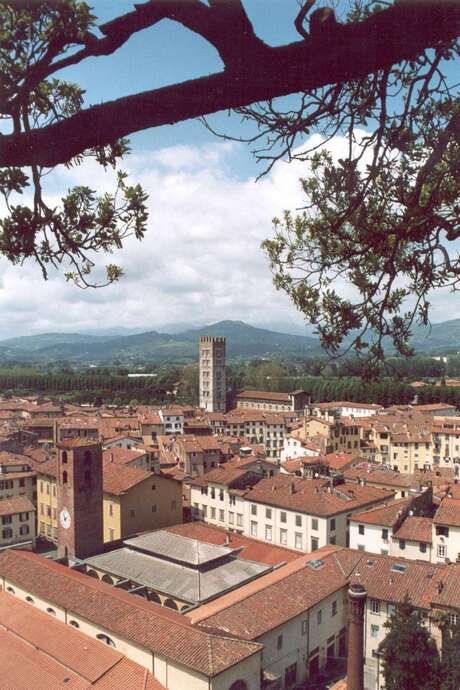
[0, 1, 459, 362]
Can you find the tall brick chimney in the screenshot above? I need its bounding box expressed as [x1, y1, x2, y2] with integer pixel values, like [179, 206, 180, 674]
[346, 583, 367, 690]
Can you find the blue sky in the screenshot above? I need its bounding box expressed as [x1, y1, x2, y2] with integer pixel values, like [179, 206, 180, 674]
[1, 1, 458, 339]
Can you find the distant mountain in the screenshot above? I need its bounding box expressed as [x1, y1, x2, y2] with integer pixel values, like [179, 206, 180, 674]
[0, 321, 322, 363]
[1, 317, 459, 364]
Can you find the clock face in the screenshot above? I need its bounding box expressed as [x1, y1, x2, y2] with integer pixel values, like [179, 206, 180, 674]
[60, 508, 71, 530]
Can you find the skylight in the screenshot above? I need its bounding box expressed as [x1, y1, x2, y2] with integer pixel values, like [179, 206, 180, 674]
[308, 559, 324, 570]
[391, 563, 407, 573]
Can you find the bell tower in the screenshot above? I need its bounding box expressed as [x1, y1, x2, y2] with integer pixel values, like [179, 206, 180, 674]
[56, 439, 103, 561]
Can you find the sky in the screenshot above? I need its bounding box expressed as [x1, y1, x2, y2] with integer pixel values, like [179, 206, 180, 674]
[1, 1, 458, 340]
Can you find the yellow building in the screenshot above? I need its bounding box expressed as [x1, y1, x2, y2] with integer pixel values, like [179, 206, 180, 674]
[37, 459, 182, 543]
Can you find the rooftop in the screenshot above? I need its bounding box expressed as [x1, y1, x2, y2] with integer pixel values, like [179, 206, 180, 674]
[393, 516, 433, 543]
[0, 591, 163, 689]
[433, 497, 460, 528]
[350, 497, 412, 527]
[125, 530, 237, 567]
[0, 495, 35, 517]
[236, 390, 291, 402]
[0, 549, 261, 677]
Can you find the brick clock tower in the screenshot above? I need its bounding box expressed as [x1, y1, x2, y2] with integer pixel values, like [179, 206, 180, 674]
[57, 439, 104, 561]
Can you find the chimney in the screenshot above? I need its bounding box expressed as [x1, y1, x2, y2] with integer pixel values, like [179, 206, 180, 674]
[346, 583, 367, 690]
[110, 452, 114, 463]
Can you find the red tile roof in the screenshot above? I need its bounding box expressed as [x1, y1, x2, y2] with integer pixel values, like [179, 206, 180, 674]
[0, 495, 35, 517]
[236, 390, 291, 403]
[102, 463, 153, 496]
[350, 497, 412, 527]
[393, 516, 433, 543]
[0, 591, 165, 689]
[244, 475, 394, 517]
[434, 497, 460, 528]
[0, 550, 261, 677]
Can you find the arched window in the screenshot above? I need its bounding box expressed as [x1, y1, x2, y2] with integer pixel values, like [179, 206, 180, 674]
[84, 451, 92, 466]
[96, 633, 116, 648]
[147, 591, 161, 604]
[46, 607, 56, 616]
[25, 596, 34, 604]
[62, 451, 68, 464]
[84, 470, 91, 483]
[229, 682, 248, 690]
[62, 470, 68, 484]
[69, 620, 80, 628]
[101, 574, 114, 585]
[86, 569, 99, 579]
[163, 598, 178, 610]
[6, 586, 14, 594]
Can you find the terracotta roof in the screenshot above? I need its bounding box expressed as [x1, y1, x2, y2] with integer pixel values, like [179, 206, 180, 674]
[102, 463, 153, 496]
[345, 551, 443, 609]
[102, 447, 147, 466]
[312, 401, 382, 410]
[191, 466, 261, 489]
[433, 497, 460, 528]
[244, 475, 394, 517]
[414, 403, 457, 411]
[350, 497, 412, 527]
[57, 438, 100, 448]
[236, 390, 291, 403]
[0, 591, 164, 689]
[431, 562, 460, 610]
[165, 522, 300, 565]
[0, 495, 35, 517]
[0, 550, 261, 677]
[393, 516, 433, 543]
[189, 547, 346, 637]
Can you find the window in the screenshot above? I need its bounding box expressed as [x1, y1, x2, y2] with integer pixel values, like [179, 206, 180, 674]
[280, 528, 287, 545]
[130, 509, 136, 518]
[295, 514, 302, 527]
[6, 586, 14, 594]
[109, 528, 115, 541]
[229, 511, 234, 524]
[317, 609, 322, 625]
[2, 516, 12, 525]
[436, 526, 449, 537]
[295, 532, 302, 550]
[311, 518, 318, 531]
[371, 624, 379, 639]
[84, 470, 91, 483]
[437, 544, 447, 558]
[330, 535, 336, 545]
[277, 634, 283, 650]
[19, 478, 25, 488]
[46, 607, 56, 616]
[210, 488, 215, 499]
[399, 539, 406, 550]
[301, 619, 308, 635]
[419, 542, 427, 553]
[311, 537, 319, 551]
[2, 528, 12, 539]
[62, 470, 68, 484]
[84, 450, 91, 465]
[109, 502, 114, 517]
[387, 603, 396, 616]
[237, 513, 243, 527]
[219, 509, 225, 522]
[449, 613, 458, 626]
[371, 599, 380, 614]
[280, 511, 287, 523]
[265, 525, 273, 541]
[250, 521, 258, 537]
[382, 528, 388, 540]
[330, 518, 336, 532]
[152, 484, 156, 491]
[96, 633, 116, 648]
[219, 490, 224, 501]
[171, 500, 177, 511]
[266, 508, 272, 520]
[69, 620, 80, 628]
[19, 525, 29, 535]
[331, 600, 337, 617]
[211, 507, 216, 519]
[358, 524, 365, 535]
[62, 451, 68, 464]
[251, 504, 257, 516]
[25, 596, 34, 604]
[152, 504, 157, 513]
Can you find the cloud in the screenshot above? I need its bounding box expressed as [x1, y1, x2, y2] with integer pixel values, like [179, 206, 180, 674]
[0, 136, 457, 340]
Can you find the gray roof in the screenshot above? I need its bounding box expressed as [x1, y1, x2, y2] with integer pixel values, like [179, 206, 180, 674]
[85, 547, 270, 604]
[125, 530, 236, 566]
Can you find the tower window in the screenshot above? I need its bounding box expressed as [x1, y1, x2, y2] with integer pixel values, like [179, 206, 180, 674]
[62, 451, 68, 464]
[62, 471, 68, 484]
[84, 451, 91, 466]
[84, 470, 91, 483]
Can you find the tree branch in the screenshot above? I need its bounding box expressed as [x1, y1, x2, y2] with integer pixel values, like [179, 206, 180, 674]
[1, 0, 459, 168]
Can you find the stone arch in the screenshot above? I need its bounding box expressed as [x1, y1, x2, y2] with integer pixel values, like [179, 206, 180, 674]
[163, 598, 178, 610]
[86, 569, 99, 579]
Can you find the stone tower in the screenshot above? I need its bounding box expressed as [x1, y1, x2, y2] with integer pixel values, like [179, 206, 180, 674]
[56, 439, 104, 561]
[199, 336, 226, 412]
